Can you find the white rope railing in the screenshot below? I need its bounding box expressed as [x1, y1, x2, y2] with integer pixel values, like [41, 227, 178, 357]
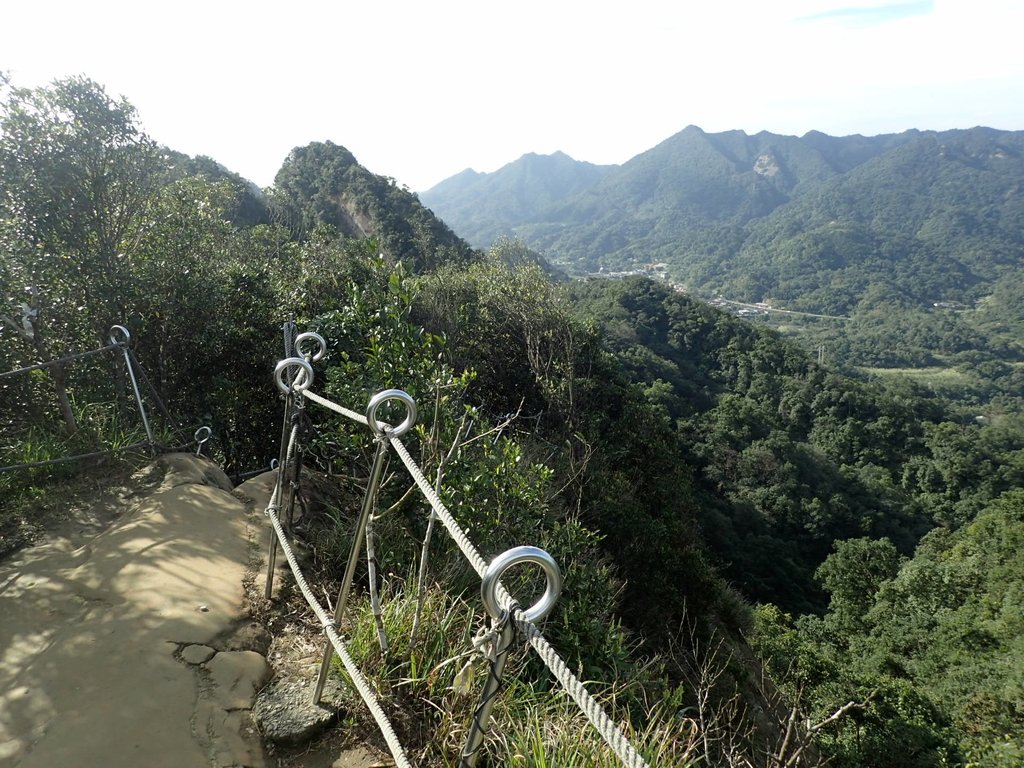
[302, 388, 368, 426]
[388, 429, 649, 768]
[300, 388, 650, 768]
[264, 486, 414, 768]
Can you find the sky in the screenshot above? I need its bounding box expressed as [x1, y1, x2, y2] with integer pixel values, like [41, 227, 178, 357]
[3, 0, 1023, 192]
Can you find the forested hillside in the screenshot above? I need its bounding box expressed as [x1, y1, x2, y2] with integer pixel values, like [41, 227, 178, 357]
[419, 150, 613, 248]
[422, 126, 1024, 373]
[271, 140, 476, 270]
[421, 125, 918, 266]
[3, 76, 1023, 766]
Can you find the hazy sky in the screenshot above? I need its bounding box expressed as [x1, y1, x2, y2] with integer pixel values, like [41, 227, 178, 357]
[3, 0, 1022, 191]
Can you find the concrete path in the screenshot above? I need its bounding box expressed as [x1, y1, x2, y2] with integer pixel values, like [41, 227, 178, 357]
[0, 455, 275, 768]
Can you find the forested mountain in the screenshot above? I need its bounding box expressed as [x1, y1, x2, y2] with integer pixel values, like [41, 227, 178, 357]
[163, 151, 272, 227]
[419, 150, 612, 247]
[271, 140, 476, 270]
[4, 76, 1024, 767]
[423, 125, 1024, 371]
[421, 125, 918, 268]
[707, 128, 1024, 312]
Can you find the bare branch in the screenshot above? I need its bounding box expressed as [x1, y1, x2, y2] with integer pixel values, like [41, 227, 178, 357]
[808, 700, 860, 734]
[459, 400, 523, 448]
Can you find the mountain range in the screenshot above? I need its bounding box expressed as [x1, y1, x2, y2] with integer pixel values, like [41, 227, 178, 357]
[417, 124, 1024, 370]
[420, 126, 1024, 318]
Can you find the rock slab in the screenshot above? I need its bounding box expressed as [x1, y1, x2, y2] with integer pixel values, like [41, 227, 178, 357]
[252, 678, 344, 744]
[0, 454, 274, 768]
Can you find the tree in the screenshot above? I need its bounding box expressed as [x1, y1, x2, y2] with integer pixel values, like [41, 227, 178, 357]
[816, 537, 901, 639]
[0, 76, 163, 431]
[0, 75, 163, 335]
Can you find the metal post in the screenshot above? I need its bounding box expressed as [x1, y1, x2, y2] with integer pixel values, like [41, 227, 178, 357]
[283, 331, 323, 534]
[312, 388, 416, 704]
[265, 355, 314, 600]
[264, 326, 309, 599]
[458, 546, 563, 766]
[312, 437, 389, 704]
[110, 326, 153, 446]
[282, 409, 304, 535]
[458, 616, 515, 768]
[264, 393, 293, 599]
[194, 426, 212, 457]
[283, 320, 297, 361]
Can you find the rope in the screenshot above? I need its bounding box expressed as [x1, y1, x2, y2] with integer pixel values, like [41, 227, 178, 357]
[288, 387, 649, 768]
[301, 389, 368, 426]
[0, 342, 120, 379]
[386, 434, 649, 767]
[264, 498, 414, 768]
[386, 435, 489, 578]
[517, 620, 648, 768]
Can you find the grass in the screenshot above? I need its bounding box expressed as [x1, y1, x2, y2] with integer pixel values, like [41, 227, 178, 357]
[858, 365, 971, 385]
[495, 687, 697, 767]
[0, 397, 155, 558]
[330, 574, 699, 767]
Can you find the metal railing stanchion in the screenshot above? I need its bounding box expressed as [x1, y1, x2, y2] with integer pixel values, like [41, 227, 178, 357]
[110, 325, 154, 447]
[458, 546, 562, 767]
[312, 389, 417, 705]
[265, 357, 314, 599]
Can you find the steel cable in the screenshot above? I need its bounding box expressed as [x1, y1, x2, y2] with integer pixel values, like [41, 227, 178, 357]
[293, 388, 650, 768]
[0, 342, 120, 379]
[0, 440, 152, 474]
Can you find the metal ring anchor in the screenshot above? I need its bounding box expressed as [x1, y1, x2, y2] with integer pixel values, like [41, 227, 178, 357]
[194, 426, 212, 457]
[295, 331, 327, 362]
[109, 324, 132, 348]
[366, 390, 417, 437]
[273, 357, 314, 394]
[481, 546, 562, 623]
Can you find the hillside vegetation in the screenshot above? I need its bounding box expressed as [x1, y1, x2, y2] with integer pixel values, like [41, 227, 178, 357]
[3, 76, 1023, 766]
[422, 126, 1024, 373]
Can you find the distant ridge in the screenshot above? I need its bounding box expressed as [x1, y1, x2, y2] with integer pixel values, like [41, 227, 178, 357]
[419, 125, 1024, 323]
[422, 126, 918, 257]
[419, 150, 614, 248]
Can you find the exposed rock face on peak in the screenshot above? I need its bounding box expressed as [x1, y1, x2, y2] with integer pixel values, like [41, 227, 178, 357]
[753, 152, 782, 178]
[270, 141, 476, 271]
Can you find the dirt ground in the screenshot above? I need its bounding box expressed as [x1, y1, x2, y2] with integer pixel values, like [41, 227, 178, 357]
[0, 455, 388, 768]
